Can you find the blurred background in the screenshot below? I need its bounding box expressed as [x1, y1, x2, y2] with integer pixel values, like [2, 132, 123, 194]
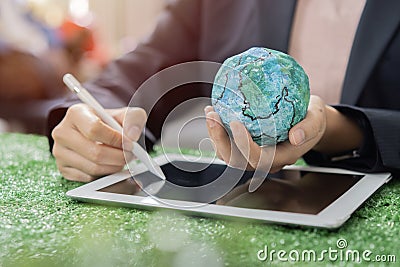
[0, 0, 165, 134]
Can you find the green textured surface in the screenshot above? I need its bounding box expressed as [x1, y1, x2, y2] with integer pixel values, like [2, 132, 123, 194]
[0, 133, 399, 267]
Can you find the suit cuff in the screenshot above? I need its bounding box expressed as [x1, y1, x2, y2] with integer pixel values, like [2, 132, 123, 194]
[303, 105, 385, 172]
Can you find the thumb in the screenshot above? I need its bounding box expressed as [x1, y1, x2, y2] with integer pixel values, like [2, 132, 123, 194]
[111, 107, 148, 141]
[288, 96, 326, 146]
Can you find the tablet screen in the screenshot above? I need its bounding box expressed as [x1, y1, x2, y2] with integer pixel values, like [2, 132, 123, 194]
[98, 161, 362, 214]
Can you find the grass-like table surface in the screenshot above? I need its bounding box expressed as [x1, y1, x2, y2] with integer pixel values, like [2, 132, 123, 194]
[0, 133, 399, 267]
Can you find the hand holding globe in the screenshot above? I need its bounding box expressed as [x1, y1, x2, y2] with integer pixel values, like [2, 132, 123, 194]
[205, 47, 328, 174]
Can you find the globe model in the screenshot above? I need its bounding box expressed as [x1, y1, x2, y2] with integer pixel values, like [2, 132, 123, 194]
[211, 47, 310, 146]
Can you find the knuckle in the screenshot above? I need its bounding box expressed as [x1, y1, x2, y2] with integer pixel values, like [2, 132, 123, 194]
[310, 122, 320, 136]
[58, 166, 72, 180]
[318, 116, 327, 134]
[52, 145, 61, 158]
[314, 118, 325, 135]
[60, 170, 71, 180]
[87, 164, 120, 178]
[86, 119, 103, 140]
[87, 163, 103, 177]
[51, 124, 64, 141]
[80, 174, 96, 183]
[51, 128, 59, 141]
[62, 169, 94, 182]
[55, 160, 63, 172]
[311, 109, 324, 124]
[306, 108, 318, 121]
[88, 145, 104, 163]
[85, 177, 96, 183]
[67, 104, 84, 117]
[109, 132, 122, 147]
[307, 107, 326, 134]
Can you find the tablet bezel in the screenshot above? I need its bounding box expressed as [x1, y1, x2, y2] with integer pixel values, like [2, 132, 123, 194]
[66, 154, 392, 229]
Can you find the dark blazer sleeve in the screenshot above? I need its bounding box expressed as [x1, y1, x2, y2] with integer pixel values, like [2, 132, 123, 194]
[47, 0, 201, 150]
[304, 106, 400, 174]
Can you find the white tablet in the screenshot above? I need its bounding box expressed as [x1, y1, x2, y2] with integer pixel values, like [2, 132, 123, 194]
[66, 154, 392, 229]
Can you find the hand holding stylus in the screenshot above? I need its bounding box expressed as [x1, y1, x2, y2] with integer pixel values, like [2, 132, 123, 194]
[52, 74, 165, 182]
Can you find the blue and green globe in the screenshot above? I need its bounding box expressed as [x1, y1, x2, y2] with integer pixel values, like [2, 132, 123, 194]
[211, 47, 310, 146]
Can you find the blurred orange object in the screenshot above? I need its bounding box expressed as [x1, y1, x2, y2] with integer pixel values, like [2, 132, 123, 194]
[59, 20, 95, 63]
[58, 19, 109, 76]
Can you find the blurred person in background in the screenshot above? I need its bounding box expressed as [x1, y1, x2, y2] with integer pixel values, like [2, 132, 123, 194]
[0, 0, 64, 100]
[0, 0, 102, 133]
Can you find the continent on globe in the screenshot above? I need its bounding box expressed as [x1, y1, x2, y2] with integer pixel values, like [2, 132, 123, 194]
[211, 47, 310, 146]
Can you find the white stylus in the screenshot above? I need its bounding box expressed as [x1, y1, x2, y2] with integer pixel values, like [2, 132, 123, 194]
[63, 73, 166, 180]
